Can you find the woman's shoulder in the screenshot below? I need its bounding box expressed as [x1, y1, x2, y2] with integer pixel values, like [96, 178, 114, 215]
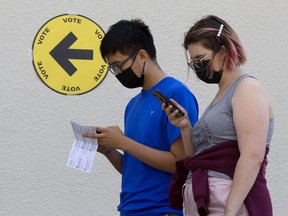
[235, 74, 266, 94]
[232, 74, 271, 111]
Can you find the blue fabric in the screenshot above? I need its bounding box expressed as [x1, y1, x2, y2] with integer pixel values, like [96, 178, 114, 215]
[117, 77, 198, 215]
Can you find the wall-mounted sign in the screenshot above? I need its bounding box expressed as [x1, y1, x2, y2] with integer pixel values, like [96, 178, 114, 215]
[32, 14, 107, 95]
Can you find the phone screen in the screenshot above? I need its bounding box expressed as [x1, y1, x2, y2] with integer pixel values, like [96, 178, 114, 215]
[152, 90, 185, 118]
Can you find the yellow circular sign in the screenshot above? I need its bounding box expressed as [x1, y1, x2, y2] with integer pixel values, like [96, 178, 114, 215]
[32, 14, 107, 95]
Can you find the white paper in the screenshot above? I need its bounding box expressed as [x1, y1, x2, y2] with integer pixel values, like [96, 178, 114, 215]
[67, 121, 98, 173]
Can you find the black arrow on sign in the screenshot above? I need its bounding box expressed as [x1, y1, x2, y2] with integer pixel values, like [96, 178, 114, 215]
[50, 32, 93, 76]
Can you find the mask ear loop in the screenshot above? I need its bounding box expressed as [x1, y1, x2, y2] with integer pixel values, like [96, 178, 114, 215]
[140, 61, 146, 77]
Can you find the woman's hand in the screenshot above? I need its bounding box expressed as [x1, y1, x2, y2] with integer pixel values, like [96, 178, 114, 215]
[162, 99, 191, 129]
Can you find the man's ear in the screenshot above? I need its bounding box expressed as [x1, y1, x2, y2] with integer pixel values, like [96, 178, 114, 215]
[138, 49, 149, 62]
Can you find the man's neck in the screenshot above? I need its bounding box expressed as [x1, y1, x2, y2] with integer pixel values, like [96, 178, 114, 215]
[142, 63, 166, 90]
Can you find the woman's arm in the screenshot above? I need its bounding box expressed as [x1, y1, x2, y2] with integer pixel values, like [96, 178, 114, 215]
[225, 78, 271, 216]
[162, 101, 196, 156]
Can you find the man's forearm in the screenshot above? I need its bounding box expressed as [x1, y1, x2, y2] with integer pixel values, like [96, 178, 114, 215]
[104, 148, 123, 174]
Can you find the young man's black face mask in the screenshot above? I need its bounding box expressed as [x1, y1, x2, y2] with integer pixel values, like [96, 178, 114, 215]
[116, 62, 145, 88]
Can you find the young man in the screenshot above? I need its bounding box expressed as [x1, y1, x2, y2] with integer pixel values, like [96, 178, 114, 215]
[84, 18, 198, 216]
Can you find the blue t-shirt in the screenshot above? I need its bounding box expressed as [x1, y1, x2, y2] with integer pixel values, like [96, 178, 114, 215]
[118, 77, 198, 215]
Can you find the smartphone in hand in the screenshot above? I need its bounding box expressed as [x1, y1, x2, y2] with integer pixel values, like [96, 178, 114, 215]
[152, 89, 185, 118]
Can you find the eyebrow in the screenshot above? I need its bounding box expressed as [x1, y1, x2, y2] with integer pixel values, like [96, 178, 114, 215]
[109, 56, 130, 65]
[190, 55, 203, 60]
[109, 59, 125, 66]
[190, 53, 210, 61]
[109, 61, 120, 65]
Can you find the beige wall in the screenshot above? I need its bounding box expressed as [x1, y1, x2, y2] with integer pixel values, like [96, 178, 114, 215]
[1, 0, 287, 215]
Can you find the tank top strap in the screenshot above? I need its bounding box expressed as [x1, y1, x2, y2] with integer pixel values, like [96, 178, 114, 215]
[226, 74, 255, 112]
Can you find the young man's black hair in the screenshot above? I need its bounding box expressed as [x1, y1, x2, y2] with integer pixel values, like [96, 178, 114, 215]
[100, 18, 156, 61]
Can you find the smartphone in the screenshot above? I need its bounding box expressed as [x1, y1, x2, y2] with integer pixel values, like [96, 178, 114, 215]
[152, 89, 185, 118]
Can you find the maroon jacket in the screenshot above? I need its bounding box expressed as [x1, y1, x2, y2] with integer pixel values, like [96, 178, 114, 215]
[169, 140, 272, 216]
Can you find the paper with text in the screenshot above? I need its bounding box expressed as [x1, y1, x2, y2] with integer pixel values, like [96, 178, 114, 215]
[67, 121, 98, 173]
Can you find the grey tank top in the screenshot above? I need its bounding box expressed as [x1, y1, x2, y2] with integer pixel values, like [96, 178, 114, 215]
[188, 74, 274, 179]
[192, 73, 274, 153]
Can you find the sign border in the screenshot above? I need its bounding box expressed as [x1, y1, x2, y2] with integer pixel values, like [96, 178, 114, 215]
[32, 13, 107, 95]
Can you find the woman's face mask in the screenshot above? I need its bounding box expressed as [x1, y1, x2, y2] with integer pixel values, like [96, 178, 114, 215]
[188, 52, 223, 84]
[194, 59, 223, 84]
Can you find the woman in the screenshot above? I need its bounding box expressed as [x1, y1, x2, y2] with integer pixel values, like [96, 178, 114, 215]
[164, 15, 274, 216]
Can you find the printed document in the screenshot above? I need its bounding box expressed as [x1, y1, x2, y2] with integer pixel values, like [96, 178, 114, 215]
[67, 121, 98, 173]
